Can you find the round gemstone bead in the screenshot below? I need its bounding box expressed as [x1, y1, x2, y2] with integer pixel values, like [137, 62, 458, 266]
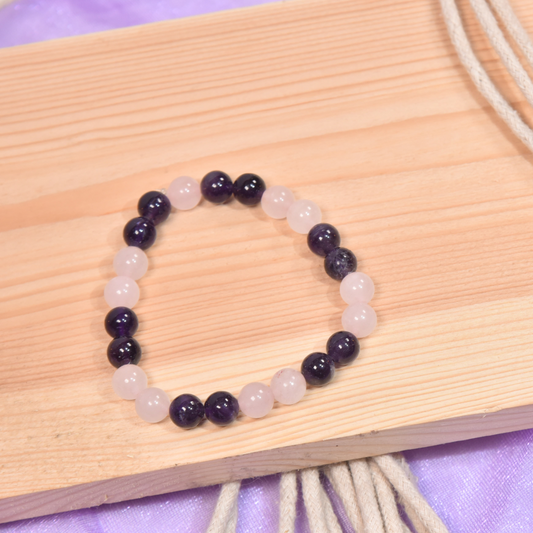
[342, 302, 377, 338]
[135, 387, 170, 423]
[324, 247, 357, 281]
[113, 246, 148, 280]
[270, 368, 307, 405]
[233, 173, 266, 206]
[326, 331, 360, 367]
[167, 176, 201, 210]
[169, 394, 205, 429]
[301, 352, 335, 387]
[340, 272, 375, 304]
[107, 337, 142, 368]
[123, 217, 156, 250]
[307, 223, 340, 257]
[238, 382, 274, 419]
[261, 185, 295, 219]
[104, 276, 140, 308]
[201, 170, 233, 204]
[104, 306, 138, 338]
[204, 391, 239, 426]
[112, 364, 148, 400]
[286, 199, 322, 234]
[137, 191, 171, 225]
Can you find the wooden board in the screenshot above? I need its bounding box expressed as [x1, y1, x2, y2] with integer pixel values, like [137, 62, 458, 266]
[2, 0, 533, 523]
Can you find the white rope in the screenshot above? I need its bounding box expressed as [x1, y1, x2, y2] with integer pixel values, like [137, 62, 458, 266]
[469, 0, 533, 107]
[278, 471, 298, 533]
[374, 455, 449, 533]
[368, 459, 405, 533]
[349, 459, 386, 533]
[439, 0, 533, 152]
[489, 0, 533, 69]
[320, 480, 343, 533]
[379, 456, 431, 533]
[225, 495, 239, 533]
[300, 468, 330, 533]
[324, 462, 365, 532]
[206, 481, 241, 533]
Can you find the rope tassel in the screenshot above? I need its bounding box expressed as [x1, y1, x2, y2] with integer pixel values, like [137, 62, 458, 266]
[206, 454, 449, 533]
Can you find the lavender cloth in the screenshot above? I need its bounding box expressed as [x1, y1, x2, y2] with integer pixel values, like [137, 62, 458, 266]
[2, 1, 533, 531]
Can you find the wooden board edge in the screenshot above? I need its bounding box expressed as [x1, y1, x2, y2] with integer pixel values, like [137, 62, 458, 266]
[2, 403, 532, 524]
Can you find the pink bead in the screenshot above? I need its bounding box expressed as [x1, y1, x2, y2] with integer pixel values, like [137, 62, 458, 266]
[113, 246, 148, 280]
[286, 199, 322, 234]
[104, 276, 140, 308]
[238, 382, 275, 419]
[342, 302, 377, 338]
[340, 272, 375, 305]
[167, 176, 201, 210]
[112, 364, 148, 400]
[261, 186, 295, 219]
[135, 387, 170, 423]
[270, 368, 307, 405]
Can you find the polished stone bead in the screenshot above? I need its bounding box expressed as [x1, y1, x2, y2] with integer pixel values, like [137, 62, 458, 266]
[201, 170, 233, 204]
[324, 247, 357, 280]
[261, 185, 295, 219]
[238, 382, 274, 418]
[112, 364, 147, 400]
[342, 302, 377, 338]
[204, 391, 239, 426]
[104, 276, 140, 308]
[167, 176, 202, 210]
[287, 199, 322, 234]
[326, 331, 360, 367]
[301, 352, 335, 386]
[307, 223, 341, 257]
[169, 393, 205, 429]
[137, 190, 171, 226]
[113, 246, 148, 280]
[233, 173, 266, 206]
[270, 368, 307, 405]
[123, 217, 156, 250]
[107, 336, 142, 368]
[104, 306, 138, 338]
[135, 387, 170, 423]
[340, 272, 375, 304]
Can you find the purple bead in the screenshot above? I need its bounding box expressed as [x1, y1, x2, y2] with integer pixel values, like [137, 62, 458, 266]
[233, 173, 266, 206]
[324, 247, 357, 280]
[107, 337, 141, 368]
[169, 394, 205, 429]
[307, 223, 341, 257]
[104, 307, 138, 338]
[204, 391, 239, 426]
[326, 331, 360, 367]
[124, 217, 156, 250]
[200, 171, 233, 204]
[137, 191, 171, 226]
[301, 352, 335, 386]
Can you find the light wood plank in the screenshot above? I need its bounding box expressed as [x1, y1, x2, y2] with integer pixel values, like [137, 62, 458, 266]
[2, 0, 533, 522]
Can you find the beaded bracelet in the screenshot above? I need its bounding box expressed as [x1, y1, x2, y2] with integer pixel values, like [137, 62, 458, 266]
[104, 171, 376, 429]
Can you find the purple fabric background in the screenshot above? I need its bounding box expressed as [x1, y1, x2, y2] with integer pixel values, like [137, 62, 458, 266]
[2, 1, 533, 531]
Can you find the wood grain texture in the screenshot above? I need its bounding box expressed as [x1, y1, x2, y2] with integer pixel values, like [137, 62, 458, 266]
[2, 0, 533, 522]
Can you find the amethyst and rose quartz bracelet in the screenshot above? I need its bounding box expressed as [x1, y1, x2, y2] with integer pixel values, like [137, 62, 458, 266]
[104, 171, 376, 428]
